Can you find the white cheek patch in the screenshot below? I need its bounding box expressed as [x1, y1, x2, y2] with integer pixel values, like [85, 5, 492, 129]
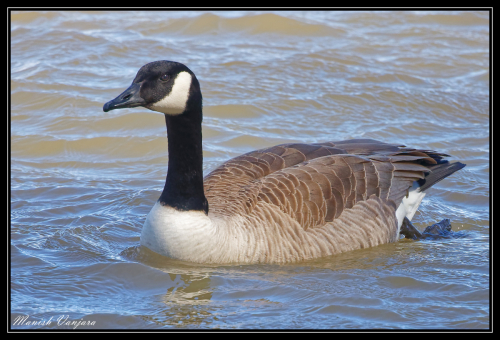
[150, 71, 192, 115]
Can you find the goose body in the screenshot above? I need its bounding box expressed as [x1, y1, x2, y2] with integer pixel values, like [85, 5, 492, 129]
[103, 60, 465, 264]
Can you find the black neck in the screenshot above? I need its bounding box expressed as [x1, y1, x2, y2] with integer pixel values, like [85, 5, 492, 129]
[158, 106, 208, 214]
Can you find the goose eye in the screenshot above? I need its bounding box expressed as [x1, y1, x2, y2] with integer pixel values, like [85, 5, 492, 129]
[160, 74, 170, 82]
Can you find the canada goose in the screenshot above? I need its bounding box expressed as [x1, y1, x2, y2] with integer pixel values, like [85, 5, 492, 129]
[103, 60, 466, 264]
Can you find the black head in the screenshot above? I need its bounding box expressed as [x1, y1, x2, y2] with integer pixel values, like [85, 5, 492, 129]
[103, 60, 201, 115]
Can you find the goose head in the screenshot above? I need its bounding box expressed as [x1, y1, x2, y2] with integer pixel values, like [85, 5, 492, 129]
[103, 60, 207, 214]
[103, 60, 201, 115]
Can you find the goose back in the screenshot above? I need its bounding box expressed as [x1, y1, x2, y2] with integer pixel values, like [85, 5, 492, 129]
[204, 138, 446, 222]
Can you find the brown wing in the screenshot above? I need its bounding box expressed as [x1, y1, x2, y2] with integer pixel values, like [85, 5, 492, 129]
[204, 139, 447, 228]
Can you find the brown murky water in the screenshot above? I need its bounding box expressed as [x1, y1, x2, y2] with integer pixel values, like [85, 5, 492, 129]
[10, 11, 489, 329]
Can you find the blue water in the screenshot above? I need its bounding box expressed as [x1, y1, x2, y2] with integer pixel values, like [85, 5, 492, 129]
[10, 10, 489, 329]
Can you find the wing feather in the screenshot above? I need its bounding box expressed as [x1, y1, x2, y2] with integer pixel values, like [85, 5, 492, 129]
[204, 140, 456, 231]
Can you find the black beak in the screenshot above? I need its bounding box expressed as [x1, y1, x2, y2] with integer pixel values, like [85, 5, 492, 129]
[103, 82, 146, 112]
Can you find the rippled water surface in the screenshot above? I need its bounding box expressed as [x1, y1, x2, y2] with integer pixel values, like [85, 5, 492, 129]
[10, 11, 490, 329]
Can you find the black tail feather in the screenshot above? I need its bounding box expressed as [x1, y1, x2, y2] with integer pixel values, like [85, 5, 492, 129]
[417, 161, 466, 191]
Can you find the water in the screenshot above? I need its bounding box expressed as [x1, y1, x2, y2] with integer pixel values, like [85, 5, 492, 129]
[10, 10, 490, 329]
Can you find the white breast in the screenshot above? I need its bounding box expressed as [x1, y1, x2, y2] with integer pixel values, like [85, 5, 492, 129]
[140, 202, 268, 263]
[140, 201, 217, 261]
